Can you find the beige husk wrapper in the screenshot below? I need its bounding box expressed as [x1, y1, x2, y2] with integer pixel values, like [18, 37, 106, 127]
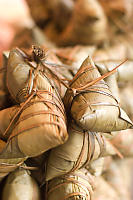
[64, 56, 133, 132]
[0, 93, 67, 159]
[9, 92, 67, 157]
[4, 48, 68, 157]
[7, 47, 68, 98]
[46, 122, 117, 181]
[2, 168, 41, 200]
[46, 168, 94, 200]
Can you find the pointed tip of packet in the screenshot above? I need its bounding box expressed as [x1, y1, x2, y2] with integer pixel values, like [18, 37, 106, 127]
[88, 55, 96, 68]
[82, 55, 96, 69]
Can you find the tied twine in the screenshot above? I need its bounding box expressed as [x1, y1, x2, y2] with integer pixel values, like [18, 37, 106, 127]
[16, 46, 127, 96]
[68, 128, 106, 174]
[69, 58, 127, 95]
[46, 170, 94, 200]
[3, 54, 67, 142]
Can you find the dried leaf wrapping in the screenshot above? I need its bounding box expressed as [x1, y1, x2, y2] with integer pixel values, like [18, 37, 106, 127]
[105, 74, 120, 102]
[46, 123, 116, 181]
[94, 64, 120, 103]
[7, 48, 32, 102]
[64, 56, 133, 132]
[9, 92, 67, 157]
[7, 48, 67, 99]
[2, 168, 41, 200]
[46, 168, 94, 200]
[5, 48, 68, 157]
[0, 93, 68, 159]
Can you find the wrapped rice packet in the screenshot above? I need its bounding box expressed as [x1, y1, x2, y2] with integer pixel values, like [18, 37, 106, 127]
[46, 122, 117, 181]
[3, 47, 68, 157]
[7, 46, 69, 98]
[46, 168, 94, 200]
[64, 56, 133, 132]
[2, 168, 41, 200]
[0, 93, 67, 160]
